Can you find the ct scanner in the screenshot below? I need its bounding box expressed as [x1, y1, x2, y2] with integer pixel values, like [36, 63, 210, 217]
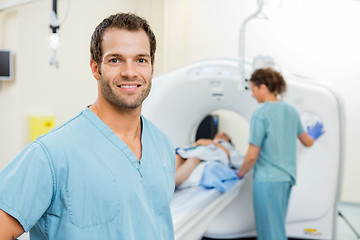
[142, 57, 344, 239]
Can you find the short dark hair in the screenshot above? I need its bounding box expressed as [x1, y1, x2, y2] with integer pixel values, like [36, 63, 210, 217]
[250, 68, 287, 95]
[90, 12, 156, 65]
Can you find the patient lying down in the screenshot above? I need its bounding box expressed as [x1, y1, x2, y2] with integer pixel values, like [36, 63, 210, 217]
[175, 132, 244, 192]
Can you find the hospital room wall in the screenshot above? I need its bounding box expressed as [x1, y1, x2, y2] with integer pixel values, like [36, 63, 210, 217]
[163, 0, 360, 203]
[1, 0, 359, 204]
[0, 0, 165, 167]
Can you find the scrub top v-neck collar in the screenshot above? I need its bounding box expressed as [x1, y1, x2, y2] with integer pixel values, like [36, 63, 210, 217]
[82, 107, 145, 172]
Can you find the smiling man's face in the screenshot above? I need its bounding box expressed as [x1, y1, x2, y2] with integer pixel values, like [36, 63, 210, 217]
[91, 28, 153, 110]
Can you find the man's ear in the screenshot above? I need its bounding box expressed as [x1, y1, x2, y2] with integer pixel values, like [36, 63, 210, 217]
[90, 59, 101, 80]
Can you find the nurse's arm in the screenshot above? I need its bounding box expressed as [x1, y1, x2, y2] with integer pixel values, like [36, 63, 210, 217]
[237, 144, 260, 178]
[0, 209, 24, 240]
[298, 132, 314, 147]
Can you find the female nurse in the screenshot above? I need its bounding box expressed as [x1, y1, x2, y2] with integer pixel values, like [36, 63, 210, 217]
[237, 68, 324, 240]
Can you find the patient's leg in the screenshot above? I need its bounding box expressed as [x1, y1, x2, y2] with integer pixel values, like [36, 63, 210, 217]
[175, 157, 201, 186]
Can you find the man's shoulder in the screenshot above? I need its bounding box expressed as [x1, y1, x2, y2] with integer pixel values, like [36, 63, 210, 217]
[36, 109, 89, 145]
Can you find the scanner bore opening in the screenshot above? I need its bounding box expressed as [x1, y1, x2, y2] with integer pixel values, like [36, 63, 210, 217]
[192, 109, 250, 155]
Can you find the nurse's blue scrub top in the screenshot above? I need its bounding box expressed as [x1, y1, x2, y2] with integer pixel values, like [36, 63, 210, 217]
[0, 107, 175, 240]
[249, 101, 304, 185]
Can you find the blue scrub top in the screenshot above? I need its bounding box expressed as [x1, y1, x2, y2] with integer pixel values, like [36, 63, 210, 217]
[249, 101, 304, 184]
[0, 107, 175, 240]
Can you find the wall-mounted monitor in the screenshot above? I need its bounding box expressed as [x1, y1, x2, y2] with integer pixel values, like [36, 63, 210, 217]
[0, 49, 13, 81]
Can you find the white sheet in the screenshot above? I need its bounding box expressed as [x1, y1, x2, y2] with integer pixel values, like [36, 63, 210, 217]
[171, 180, 244, 240]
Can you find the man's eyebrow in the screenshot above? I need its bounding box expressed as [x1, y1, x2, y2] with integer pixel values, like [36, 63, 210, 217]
[104, 53, 150, 59]
[137, 53, 151, 58]
[104, 53, 123, 59]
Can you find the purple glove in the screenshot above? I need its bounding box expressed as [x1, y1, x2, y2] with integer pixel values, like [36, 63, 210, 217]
[307, 122, 325, 140]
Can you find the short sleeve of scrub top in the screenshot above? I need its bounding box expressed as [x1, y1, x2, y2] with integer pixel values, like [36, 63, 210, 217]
[0, 141, 54, 232]
[296, 113, 305, 136]
[249, 116, 266, 147]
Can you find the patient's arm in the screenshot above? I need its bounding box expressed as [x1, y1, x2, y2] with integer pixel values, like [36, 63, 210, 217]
[175, 154, 186, 170]
[193, 139, 214, 146]
[0, 209, 24, 240]
[175, 157, 201, 186]
[194, 138, 231, 158]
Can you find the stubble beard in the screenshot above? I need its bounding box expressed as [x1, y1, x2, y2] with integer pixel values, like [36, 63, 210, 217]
[100, 76, 152, 109]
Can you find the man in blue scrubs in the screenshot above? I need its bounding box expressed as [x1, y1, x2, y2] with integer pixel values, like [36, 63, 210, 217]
[0, 13, 175, 240]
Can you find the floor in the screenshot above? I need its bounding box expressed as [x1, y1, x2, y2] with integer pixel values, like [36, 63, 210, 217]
[203, 202, 360, 240]
[336, 202, 360, 240]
